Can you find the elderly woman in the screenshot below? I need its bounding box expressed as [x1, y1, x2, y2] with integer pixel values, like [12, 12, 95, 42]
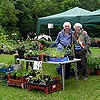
[72, 23, 91, 80]
[56, 22, 73, 79]
[56, 22, 73, 50]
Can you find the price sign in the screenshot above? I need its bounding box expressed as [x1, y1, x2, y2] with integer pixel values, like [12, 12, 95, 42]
[33, 61, 42, 70]
[48, 23, 53, 28]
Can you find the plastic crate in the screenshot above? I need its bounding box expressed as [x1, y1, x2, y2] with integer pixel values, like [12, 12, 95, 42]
[0, 63, 5, 67]
[27, 77, 62, 94]
[0, 67, 14, 73]
[49, 57, 68, 62]
[27, 82, 62, 94]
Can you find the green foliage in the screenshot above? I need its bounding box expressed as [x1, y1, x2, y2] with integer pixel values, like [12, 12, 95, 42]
[79, 0, 100, 11]
[24, 50, 34, 57]
[46, 47, 65, 57]
[32, 0, 61, 17]
[11, 69, 34, 78]
[16, 41, 25, 51]
[87, 56, 100, 68]
[0, 0, 100, 38]
[0, 25, 5, 33]
[14, 0, 35, 34]
[60, 0, 80, 11]
[87, 56, 95, 67]
[93, 57, 100, 68]
[0, 33, 17, 53]
[0, 0, 19, 34]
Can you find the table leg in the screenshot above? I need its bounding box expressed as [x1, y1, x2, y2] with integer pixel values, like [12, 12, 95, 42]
[20, 61, 24, 69]
[26, 61, 28, 70]
[74, 63, 78, 86]
[61, 64, 65, 90]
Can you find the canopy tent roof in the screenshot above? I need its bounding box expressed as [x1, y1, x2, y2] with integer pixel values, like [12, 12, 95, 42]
[82, 9, 100, 25]
[37, 7, 100, 35]
[92, 9, 100, 14]
[40, 7, 92, 18]
[37, 7, 92, 35]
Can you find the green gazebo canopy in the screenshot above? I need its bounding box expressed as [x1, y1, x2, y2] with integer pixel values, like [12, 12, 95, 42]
[37, 7, 100, 35]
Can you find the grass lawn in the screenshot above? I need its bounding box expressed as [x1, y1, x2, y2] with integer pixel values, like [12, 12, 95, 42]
[0, 47, 100, 100]
[90, 47, 100, 58]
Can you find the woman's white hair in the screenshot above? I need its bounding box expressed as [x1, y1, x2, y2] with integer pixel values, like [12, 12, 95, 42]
[63, 22, 71, 29]
[73, 23, 82, 28]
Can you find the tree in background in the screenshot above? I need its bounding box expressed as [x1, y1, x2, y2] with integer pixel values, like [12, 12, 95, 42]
[0, 0, 19, 35]
[0, 0, 100, 39]
[79, 0, 100, 11]
[14, 0, 35, 40]
[60, 0, 80, 11]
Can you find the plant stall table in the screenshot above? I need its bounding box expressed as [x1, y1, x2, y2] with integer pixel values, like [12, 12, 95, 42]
[16, 58, 81, 90]
[44, 58, 81, 90]
[16, 58, 25, 69]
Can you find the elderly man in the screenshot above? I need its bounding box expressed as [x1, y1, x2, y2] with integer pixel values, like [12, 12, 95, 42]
[56, 22, 73, 79]
[73, 23, 91, 80]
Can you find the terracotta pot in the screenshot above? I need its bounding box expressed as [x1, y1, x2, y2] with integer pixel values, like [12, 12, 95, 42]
[39, 54, 43, 61]
[87, 68, 93, 75]
[96, 70, 100, 75]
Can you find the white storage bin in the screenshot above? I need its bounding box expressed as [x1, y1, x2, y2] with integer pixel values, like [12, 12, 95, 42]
[0, 63, 5, 67]
[11, 64, 21, 70]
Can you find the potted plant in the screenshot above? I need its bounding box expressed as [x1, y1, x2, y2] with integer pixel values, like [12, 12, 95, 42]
[93, 57, 100, 75]
[64, 46, 74, 60]
[42, 50, 50, 62]
[24, 50, 34, 60]
[7, 69, 32, 89]
[87, 56, 94, 75]
[16, 41, 25, 59]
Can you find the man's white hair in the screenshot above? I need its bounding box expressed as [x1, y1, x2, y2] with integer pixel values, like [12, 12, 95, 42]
[73, 23, 82, 28]
[63, 22, 71, 29]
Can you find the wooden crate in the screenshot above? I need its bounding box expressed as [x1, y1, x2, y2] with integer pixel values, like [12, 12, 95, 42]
[7, 74, 27, 89]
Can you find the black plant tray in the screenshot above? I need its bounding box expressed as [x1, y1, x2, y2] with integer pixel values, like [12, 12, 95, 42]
[27, 80, 59, 87]
[25, 58, 34, 60]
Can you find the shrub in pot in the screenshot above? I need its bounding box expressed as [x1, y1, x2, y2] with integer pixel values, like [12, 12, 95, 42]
[87, 56, 94, 75]
[93, 57, 100, 75]
[16, 42, 25, 59]
[64, 46, 74, 60]
[24, 50, 34, 60]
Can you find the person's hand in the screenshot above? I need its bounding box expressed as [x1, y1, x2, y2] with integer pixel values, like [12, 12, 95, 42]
[57, 43, 63, 51]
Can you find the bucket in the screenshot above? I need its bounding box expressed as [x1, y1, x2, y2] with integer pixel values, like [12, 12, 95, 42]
[56, 66, 62, 75]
